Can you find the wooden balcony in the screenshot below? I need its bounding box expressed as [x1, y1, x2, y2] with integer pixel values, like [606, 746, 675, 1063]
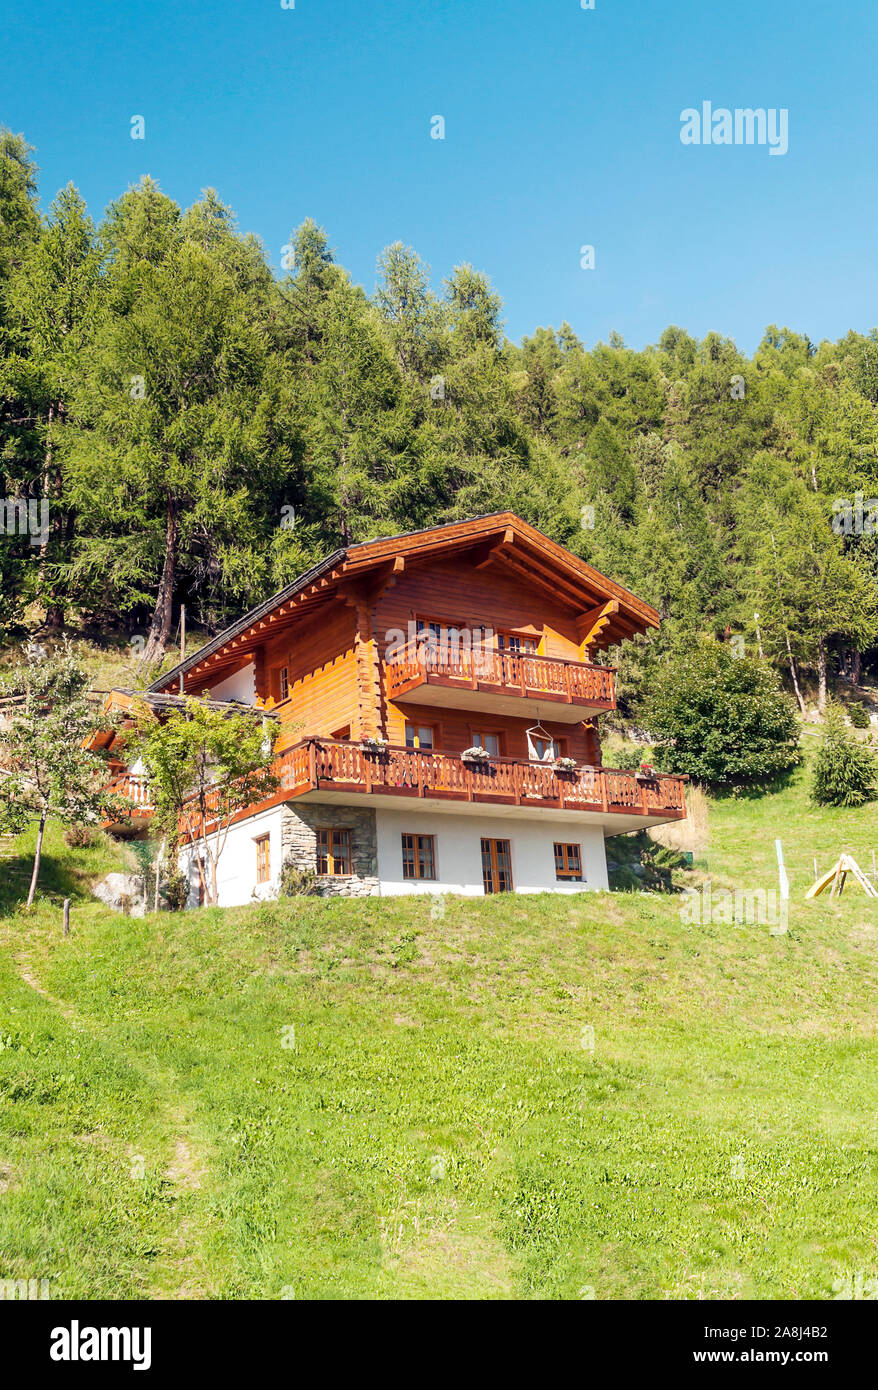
[277, 739, 686, 826]
[104, 745, 685, 842]
[101, 773, 154, 831]
[384, 649, 615, 721]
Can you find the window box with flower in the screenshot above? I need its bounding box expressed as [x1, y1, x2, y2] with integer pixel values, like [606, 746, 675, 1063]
[461, 745, 491, 764]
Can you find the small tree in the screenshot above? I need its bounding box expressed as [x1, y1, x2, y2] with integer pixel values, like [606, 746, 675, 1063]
[130, 696, 279, 906]
[810, 704, 877, 807]
[644, 636, 800, 786]
[847, 701, 870, 730]
[0, 640, 111, 907]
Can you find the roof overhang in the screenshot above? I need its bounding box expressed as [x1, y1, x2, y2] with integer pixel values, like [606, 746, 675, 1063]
[149, 513, 659, 696]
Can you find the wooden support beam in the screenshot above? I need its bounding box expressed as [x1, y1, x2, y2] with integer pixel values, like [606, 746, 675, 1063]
[468, 528, 515, 570]
[575, 600, 619, 649]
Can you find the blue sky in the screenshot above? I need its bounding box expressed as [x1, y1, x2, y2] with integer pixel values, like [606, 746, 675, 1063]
[5, 0, 876, 351]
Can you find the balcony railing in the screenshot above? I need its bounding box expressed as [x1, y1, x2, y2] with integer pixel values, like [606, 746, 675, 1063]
[104, 743, 685, 842]
[277, 739, 686, 818]
[385, 648, 615, 708]
[101, 773, 154, 826]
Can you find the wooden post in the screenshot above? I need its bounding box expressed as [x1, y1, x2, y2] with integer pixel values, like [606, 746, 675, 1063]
[62, 898, 70, 937]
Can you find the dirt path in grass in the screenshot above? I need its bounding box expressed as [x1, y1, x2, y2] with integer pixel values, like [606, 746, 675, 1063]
[12, 945, 216, 1300]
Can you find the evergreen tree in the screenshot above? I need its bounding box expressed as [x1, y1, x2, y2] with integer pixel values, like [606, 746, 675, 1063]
[810, 703, 877, 806]
[3, 184, 102, 625]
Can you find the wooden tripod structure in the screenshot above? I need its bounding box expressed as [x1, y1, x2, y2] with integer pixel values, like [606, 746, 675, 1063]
[806, 854, 878, 900]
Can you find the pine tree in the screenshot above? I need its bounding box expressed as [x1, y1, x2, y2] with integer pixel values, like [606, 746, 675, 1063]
[3, 184, 102, 626]
[810, 703, 877, 806]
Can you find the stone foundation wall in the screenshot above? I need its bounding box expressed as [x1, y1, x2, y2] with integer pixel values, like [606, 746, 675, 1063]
[281, 803, 379, 898]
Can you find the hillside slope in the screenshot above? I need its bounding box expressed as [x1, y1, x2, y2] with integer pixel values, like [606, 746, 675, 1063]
[0, 756, 875, 1300]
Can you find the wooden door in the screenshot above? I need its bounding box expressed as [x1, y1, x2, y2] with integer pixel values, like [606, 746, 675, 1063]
[481, 838, 513, 893]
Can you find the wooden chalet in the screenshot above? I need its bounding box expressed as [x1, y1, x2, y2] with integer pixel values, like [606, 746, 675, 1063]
[99, 513, 686, 902]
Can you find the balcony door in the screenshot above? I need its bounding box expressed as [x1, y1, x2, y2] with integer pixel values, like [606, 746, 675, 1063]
[481, 838, 513, 893]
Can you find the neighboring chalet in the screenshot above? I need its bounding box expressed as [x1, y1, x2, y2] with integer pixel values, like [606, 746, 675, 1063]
[98, 513, 686, 904]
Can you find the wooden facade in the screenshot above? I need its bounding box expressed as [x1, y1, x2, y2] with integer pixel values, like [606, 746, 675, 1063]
[101, 514, 687, 845]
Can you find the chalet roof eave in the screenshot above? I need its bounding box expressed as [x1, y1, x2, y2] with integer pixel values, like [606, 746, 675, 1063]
[148, 549, 346, 694]
[149, 513, 660, 695]
[113, 689, 281, 718]
[344, 511, 660, 630]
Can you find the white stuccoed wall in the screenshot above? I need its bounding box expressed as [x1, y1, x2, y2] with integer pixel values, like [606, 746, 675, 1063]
[375, 808, 609, 895]
[179, 804, 284, 907]
[178, 803, 609, 905]
[206, 662, 257, 704]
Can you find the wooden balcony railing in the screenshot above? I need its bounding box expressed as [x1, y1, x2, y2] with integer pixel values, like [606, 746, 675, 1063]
[105, 773, 154, 810]
[385, 648, 615, 707]
[100, 773, 155, 828]
[103, 744, 685, 840]
[276, 739, 686, 818]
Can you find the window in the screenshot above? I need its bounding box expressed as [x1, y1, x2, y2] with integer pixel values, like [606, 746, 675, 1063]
[554, 843, 583, 881]
[317, 828, 352, 876]
[405, 723, 435, 750]
[415, 616, 470, 668]
[331, 725, 351, 741]
[497, 631, 538, 654]
[481, 838, 513, 893]
[401, 833, 436, 880]
[527, 732, 555, 762]
[472, 731, 502, 757]
[278, 666, 289, 701]
[255, 835, 271, 884]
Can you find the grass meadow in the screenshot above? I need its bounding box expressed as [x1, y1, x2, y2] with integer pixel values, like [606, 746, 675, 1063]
[0, 745, 875, 1299]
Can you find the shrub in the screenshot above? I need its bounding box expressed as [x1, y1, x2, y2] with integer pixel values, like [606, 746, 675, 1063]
[847, 701, 870, 729]
[64, 825, 98, 848]
[280, 860, 321, 897]
[161, 868, 190, 912]
[644, 636, 800, 787]
[810, 705, 877, 807]
[611, 743, 651, 771]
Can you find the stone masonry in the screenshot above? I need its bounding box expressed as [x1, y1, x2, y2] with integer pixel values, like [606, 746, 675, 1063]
[281, 803, 379, 897]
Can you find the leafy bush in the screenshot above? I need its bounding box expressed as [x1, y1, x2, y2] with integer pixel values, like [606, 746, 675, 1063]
[63, 825, 98, 848]
[810, 705, 877, 807]
[609, 743, 652, 771]
[644, 637, 800, 786]
[161, 868, 190, 912]
[280, 860, 320, 897]
[847, 701, 870, 729]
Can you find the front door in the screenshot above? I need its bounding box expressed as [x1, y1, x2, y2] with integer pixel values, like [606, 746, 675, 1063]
[481, 838, 513, 893]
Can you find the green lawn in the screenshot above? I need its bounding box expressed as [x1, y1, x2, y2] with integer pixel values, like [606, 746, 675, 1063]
[0, 752, 876, 1300]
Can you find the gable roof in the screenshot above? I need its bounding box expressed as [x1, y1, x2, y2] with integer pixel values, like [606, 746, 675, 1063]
[149, 512, 660, 694]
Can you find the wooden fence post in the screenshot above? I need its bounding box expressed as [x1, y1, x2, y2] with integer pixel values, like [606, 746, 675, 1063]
[62, 899, 70, 937]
